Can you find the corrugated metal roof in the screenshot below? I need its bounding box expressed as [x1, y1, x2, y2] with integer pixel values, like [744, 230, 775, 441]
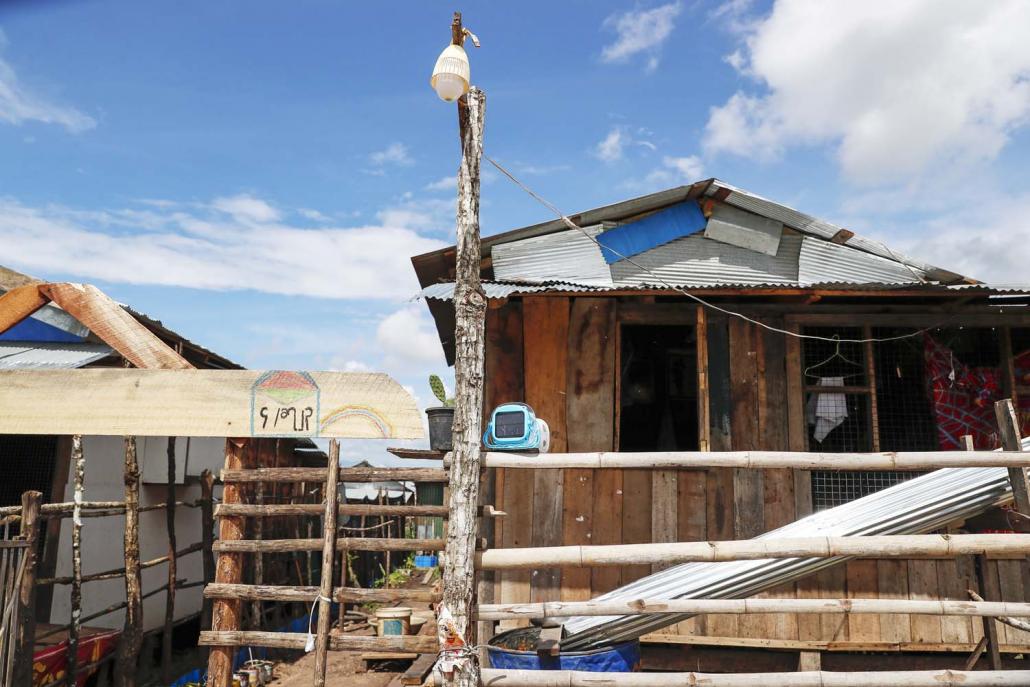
[611, 233, 801, 287]
[0, 342, 113, 369]
[798, 236, 926, 285]
[492, 225, 612, 286]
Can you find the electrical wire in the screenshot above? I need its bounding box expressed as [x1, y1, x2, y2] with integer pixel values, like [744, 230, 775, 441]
[484, 155, 959, 345]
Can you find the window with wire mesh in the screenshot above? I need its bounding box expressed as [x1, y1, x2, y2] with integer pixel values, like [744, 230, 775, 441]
[0, 435, 58, 539]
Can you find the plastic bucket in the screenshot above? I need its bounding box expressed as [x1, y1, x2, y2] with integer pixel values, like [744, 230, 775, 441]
[376, 607, 413, 636]
[414, 554, 439, 569]
[487, 627, 640, 672]
[426, 407, 454, 451]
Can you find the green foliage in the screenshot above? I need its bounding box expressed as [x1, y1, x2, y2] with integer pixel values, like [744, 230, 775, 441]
[429, 374, 454, 407]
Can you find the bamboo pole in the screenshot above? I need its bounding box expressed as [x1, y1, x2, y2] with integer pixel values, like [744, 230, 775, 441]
[12, 491, 41, 687]
[476, 597, 1030, 620]
[66, 435, 85, 687]
[313, 439, 340, 687]
[475, 534, 1030, 570]
[200, 469, 216, 630]
[162, 438, 177, 685]
[115, 436, 142, 687]
[473, 450, 1030, 471]
[442, 669, 1030, 687]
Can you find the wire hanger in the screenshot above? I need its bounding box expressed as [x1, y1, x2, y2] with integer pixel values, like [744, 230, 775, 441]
[804, 335, 865, 381]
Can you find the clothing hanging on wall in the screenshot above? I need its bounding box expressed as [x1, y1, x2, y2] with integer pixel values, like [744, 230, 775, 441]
[805, 376, 847, 442]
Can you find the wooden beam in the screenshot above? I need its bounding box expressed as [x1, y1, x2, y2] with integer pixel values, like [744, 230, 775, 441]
[476, 534, 1030, 570]
[215, 503, 451, 517]
[475, 598, 1030, 620]
[0, 369, 423, 439]
[212, 537, 446, 553]
[198, 631, 437, 653]
[39, 283, 192, 370]
[220, 467, 446, 483]
[0, 284, 48, 336]
[475, 450, 1028, 470]
[203, 583, 441, 604]
[454, 669, 1030, 686]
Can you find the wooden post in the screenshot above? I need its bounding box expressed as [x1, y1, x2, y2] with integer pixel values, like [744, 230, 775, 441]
[162, 438, 178, 685]
[994, 399, 1030, 600]
[963, 433, 1002, 670]
[207, 440, 247, 687]
[476, 465, 497, 663]
[441, 11, 487, 681]
[313, 440, 341, 687]
[115, 437, 142, 687]
[67, 435, 85, 687]
[200, 469, 216, 630]
[12, 490, 41, 687]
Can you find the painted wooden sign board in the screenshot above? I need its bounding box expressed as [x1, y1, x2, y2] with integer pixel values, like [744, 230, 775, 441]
[0, 369, 424, 439]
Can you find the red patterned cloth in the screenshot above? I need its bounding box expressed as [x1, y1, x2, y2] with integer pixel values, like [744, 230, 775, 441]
[1015, 349, 1030, 438]
[924, 334, 1002, 450]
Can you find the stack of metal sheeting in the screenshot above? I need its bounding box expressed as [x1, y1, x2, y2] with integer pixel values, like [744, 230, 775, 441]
[562, 464, 1017, 649]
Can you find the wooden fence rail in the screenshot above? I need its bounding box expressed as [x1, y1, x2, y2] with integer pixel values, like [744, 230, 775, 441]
[220, 467, 447, 483]
[476, 598, 1030, 620]
[211, 537, 446, 554]
[475, 534, 1030, 569]
[472, 450, 1030, 471]
[203, 583, 441, 604]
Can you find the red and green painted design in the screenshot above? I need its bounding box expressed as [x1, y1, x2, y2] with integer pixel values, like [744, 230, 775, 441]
[251, 370, 320, 436]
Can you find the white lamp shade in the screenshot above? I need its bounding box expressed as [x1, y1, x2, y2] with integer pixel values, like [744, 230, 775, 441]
[430, 44, 470, 102]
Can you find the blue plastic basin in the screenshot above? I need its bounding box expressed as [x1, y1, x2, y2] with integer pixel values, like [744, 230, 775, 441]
[487, 627, 639, 672]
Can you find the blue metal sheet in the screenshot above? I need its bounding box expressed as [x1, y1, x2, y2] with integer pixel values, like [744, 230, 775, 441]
[0, 317, 83, 343]
[596, 201, 706, 264]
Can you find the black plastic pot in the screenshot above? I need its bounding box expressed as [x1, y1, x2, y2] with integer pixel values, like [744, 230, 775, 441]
[426, 407, 455, 451]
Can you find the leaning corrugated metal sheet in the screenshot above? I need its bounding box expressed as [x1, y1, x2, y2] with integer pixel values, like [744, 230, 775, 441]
[562, 459, 1022, 649]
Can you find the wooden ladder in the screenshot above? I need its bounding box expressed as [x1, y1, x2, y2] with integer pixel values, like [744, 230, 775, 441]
[201, 438, 444, 687]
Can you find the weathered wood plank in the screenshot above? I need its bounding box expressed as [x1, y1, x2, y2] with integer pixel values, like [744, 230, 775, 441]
[908, 560, 943, 644]
[0, 283, 47, 336]
[564, 298, 615, 600]
[204, 584, 441, 603]
[216, 503, 451, 517]
[937, 558, 974, 644]
[523, 296, 569, 604]
[620, 469, 652, 585]
[0, 369, 422, 439]
[651, 471, 678, 575]
[675, 470, 706, 636]
[213, 537, 446, 553]
[221, 467, 447, 483]
[877, 559, 912, 643]
[845, 560, 880, 642]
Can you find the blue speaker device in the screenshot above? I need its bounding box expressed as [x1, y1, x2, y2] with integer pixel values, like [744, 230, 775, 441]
[483, 402, 550, 452]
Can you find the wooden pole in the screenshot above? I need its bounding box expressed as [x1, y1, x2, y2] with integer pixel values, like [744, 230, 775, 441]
[313, 440, 341, 687]
[115, 436, 142, 687]
[963, 433, 1002, 670]
[12, 490, 41, 687]
[449, 668, 1030, 687]
[66, 435, 85, 687]
[441, 10, 487, 679]
[200, 469, 216, 630]
[207, 439, 247, 687]
[476, 597, 1030, 620]
[993, 399, 1030, 600]
[475, 534, 1030, 569]
[162, 438, 178, 685]
[473, 449, 1030, 471]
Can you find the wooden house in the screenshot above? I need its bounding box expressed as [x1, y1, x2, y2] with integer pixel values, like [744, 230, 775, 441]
[411, 179, 1030, 668]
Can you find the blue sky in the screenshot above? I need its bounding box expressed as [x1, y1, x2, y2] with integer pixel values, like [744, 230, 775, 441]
[3, 0, 1030, 457]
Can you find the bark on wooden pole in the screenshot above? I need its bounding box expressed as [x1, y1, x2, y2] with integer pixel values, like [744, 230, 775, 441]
[440, 31, 487, 683]
[207, 440, 247, 687]
[162, 438, 178, 685]
[993, 399, 1030, 601]
[200, 469, 216, 630]
[12, 490, 41, 687]
[115, 436, 142, 687]
[66, 435, 85, 687]
[312, 439, 341, 687]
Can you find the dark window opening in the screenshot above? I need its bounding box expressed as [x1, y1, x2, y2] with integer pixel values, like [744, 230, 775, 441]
[619, 325, 698, 451]
[0, 435, 58, 508]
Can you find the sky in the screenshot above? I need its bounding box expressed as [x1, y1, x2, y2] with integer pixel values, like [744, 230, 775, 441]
[2, 0, 1030, 460]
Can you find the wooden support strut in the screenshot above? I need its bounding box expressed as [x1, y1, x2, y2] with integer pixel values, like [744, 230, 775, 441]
[115, 436, 142, 687]
[66, 435, 85, 687]
[162, 438, 177, 686]
[313, 440, 340, 687]
[12, 491, 41, 687]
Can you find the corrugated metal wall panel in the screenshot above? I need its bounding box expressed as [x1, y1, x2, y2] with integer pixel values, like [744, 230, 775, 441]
[798, 237, 927, 285]
[492, 225, 613, 287]
[0, 342, 112, 369]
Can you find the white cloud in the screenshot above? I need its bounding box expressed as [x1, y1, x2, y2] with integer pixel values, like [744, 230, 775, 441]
[623, 154, 704, 191]
[594, 128, 627, 162]
[0, 33, 95, 133]
[425, 176, 457, 192]
[298, 207, 331, 222]
[341, 360, 371, 372]
[601, 3, 682, 71]
[376, 304, 446, 372]
[370, 142, 414, 167]
[0, 195, 446, 299]
[211, 193, 280, 223]
[705, 0, 1030, 184]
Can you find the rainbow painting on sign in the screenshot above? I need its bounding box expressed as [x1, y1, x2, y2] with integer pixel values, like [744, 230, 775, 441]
[250, 370, 321, 437]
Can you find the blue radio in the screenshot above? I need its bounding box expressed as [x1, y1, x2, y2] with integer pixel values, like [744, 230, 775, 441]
[483, 402, 550, 452]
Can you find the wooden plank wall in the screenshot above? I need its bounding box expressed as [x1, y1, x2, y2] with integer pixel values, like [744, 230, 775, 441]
[486, 297, 1017, 647]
